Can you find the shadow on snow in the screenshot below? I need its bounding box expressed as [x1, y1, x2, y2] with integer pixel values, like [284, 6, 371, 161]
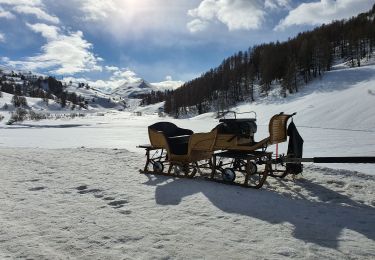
[145, 174, 375, 249]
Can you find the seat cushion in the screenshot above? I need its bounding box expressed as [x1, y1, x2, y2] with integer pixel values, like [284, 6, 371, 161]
[167, 136, 190, 155]
[149, 122, 193, 137]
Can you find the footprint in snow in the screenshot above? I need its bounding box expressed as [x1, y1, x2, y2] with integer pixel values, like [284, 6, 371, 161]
[76, 185, 88, 191]
[38, 171, 54, 175]
[28, 186, 46, 191]
[119, 209, 132, 215]
[103, 197, 115, 201]
[76, 185, 102, 194]
[327, 180, 345, 187]
[108, 200, 128, 209]
[78, 188, 102, 194]
[75, 185, 129, 210]
[348, 183, 363, 189]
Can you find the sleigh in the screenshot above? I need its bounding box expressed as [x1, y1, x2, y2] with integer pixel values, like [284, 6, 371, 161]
[139, 121, 217, 177]
[138, 112, 375, 189]
[138, 112, 297, 188]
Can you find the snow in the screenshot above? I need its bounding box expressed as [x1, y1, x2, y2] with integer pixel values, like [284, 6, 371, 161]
[111, 80, 153, 98]
[2, 64, 374, 173]
[0, 148, 374, 259]
[134, 101, 165, 114]
[0, 63, 375, 259]
[0, 91, 73, 112]
[65, 84, 124, 110]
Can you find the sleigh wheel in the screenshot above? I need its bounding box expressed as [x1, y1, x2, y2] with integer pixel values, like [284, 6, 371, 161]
[233, 159, 243, 171]
[153, 161, 164, 173]
[221, 168, 236, 182]
[183, 164, 197, 178]
[245, 162, 268, 189]
[172, 164, 196, 178]
[247, 161, 257, 174]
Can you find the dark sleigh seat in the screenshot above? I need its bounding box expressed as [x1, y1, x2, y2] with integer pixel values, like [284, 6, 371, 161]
[148, 122, 193, 155]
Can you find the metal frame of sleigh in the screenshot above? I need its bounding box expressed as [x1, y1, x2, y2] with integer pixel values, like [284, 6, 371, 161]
[138, 112, 375, 189]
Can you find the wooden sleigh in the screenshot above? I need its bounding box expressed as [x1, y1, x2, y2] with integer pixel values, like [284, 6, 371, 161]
[138, 112, 296, 188]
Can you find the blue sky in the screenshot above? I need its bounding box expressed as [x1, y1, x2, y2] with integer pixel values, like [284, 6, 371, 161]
[0, 0, 374, 88]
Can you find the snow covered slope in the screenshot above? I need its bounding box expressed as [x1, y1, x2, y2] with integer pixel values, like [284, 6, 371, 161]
[0, 92, 62, 112]
[65, 84, 126, 110]
[235, 64, 375, 131]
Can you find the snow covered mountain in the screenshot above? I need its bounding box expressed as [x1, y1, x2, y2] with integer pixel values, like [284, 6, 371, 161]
[0, 67, 184, 114]
[111, 79, 183, 98]
[111, 79, 154, 98]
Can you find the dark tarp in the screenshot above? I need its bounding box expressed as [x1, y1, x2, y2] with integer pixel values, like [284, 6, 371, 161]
[286, 121, 304, 174]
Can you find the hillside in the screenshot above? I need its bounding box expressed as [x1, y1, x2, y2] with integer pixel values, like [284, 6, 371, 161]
[194, 61, 375, 130]
[0, 68, 183, 116]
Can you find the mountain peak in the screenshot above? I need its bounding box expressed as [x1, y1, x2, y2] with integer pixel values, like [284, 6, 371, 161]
[111, 79, 153, 98]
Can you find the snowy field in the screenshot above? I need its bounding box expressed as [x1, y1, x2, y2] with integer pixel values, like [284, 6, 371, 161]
[1, 64, 375, 259]
[0, 148, 374, 259]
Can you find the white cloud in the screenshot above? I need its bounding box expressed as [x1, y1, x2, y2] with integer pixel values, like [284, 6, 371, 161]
[0, 32, 5, 42]
[265, 0, 290, 10]
[63, 77, 118, 91]
[5, 23, 102, 75]
[0, 0, 42, 6]
[187, 18, 209, 33]
[78, 68, 184, 91]
[0, 6, 15, 19]
[79, 0, 117, 21]
[151, 78, 184, 91]
[111, 69, 141, 83]
[275, 0, 375, 31]
[64, 0, 193, 43]
[66, 68, 144, 91]
[188, 0, 218, 20]
[105, 65, 120, 72]
[188, 0, 266, 32]
[26, 22, 59, 39]
[0, 0, 59, 25]
[13, 5, 60, 24]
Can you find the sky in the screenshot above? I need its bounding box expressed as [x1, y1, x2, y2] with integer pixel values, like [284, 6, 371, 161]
[0, 0, 374, 89]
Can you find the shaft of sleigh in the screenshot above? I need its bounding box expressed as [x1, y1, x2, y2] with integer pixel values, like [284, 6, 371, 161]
[276, 156, 375, 164]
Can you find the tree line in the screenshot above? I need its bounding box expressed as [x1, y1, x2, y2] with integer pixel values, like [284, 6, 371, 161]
[137, 90, 170, 106]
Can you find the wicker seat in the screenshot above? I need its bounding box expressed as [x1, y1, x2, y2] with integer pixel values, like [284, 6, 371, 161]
[148, 122, 217, 163]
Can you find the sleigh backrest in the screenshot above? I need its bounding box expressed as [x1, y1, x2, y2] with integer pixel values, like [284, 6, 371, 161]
[268, 113, 293, 145]
[148, 122, 193, 150]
